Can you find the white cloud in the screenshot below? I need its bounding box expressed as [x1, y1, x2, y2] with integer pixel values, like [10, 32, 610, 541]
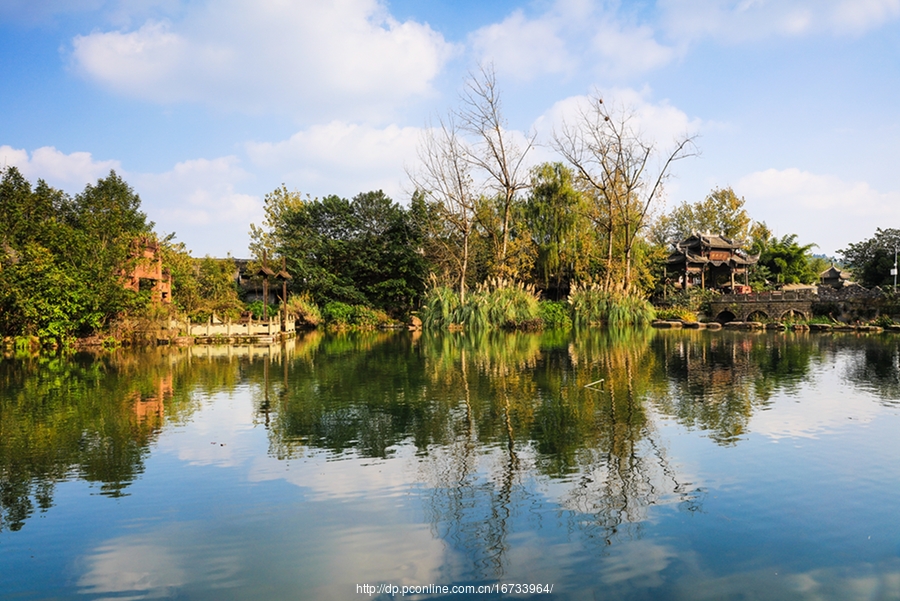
[660, 0, 900, 41]
[135, 156, 262, 255]
[736, 167, 900, 254]
[70, 0, 454, 120]
[591, 21, 675, 77]
[469, 10, 573, 81]
[246, 121, 423, 201]
[0, 145, 121, 190]
[537, 88, 701, 149]
[469, 1, 678, 82]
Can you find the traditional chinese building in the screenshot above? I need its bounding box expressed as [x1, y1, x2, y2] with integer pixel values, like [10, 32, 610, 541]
[819, 264, 852, 289]
[666, 233, 758, 291]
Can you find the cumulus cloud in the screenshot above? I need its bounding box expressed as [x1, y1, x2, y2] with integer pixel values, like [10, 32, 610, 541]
[735, 168, 900, 254]
[246, 121, 423, 201]
[469, 1, 678, 82]
[469, 10, 573, 81]
[70, 0, 454, 120]
[536, 88, 701, 148]
[134, 156, 262, 255]
[0, 145, 121, 190]
[660, 0, 900, 41]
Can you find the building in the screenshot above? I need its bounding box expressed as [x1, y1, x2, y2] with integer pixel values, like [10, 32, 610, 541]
[819, 264, 852, 289]
[666, 233, 758, 291]
[122, 236, 172, 303]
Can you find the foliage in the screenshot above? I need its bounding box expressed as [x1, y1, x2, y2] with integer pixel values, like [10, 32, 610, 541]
[322, 302, 389, 329]
[654, 307, 699, 322]
[757, 233, 819, 285]
[523, 162, 586, 297]
[420, 278, 541, 330]
[250, 187, 427, 316]
[245, 301, 279, 320]
[0, 167, 152, 341]
[568, 282, 656, 328]
[653, 187, 752, 247]
[538, 301, 573, 329]
[285, 294, 322, 327]
[839, 228, 900, 288]
[159, 240, 243, 321]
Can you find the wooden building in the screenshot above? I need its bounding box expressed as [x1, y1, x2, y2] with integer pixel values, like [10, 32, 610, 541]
[819, 264, 852, 289]
[666, 233, 758, 291]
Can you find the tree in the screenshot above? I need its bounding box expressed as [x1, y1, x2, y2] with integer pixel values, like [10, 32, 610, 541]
[839, 228, 900, 288]
[553, 93, 697, 293]
[758, 234, 818, 285]
[250, 186, 426, 315]
[409, 117, 478, 303]
[523, 163, 586, 297]
[458, 64, 534, 276]
[653, 187, 752, 247]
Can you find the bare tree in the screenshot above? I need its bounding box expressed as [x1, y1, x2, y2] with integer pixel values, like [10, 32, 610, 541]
[408, 116, 477, 303]
[554, 93, 697, 293]
[458, 64, 535, 276]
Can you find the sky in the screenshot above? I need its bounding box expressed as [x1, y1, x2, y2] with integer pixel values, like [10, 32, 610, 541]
[1, 0, 899, 258]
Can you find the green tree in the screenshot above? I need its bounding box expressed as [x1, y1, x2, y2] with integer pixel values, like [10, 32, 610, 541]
[523, 163, 586, 297]
[839, 228, 900, 288]
[251, 187, 426, 316]
[653, 187, 752, 247]
[0, 167, 154, 339]
[758, 233, 818, 285]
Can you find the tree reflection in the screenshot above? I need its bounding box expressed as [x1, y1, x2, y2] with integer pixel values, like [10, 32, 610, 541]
[836, 334, 900, 404]
[648, 331, 823, 444]
[0, 348, 214, 533]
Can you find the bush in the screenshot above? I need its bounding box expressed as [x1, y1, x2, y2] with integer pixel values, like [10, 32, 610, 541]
[655, 307, 698, 322]
[245, 300, 279, 320]
[539, 301, 572, 329]
[322, 302, 390, 329]
[285, 294, 322, 326]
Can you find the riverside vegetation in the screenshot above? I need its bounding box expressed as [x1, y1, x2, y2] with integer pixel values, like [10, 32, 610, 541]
[3, 70, 898, 346]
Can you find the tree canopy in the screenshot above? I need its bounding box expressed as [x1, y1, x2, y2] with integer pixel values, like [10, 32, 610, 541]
[839, 228, 900, 288]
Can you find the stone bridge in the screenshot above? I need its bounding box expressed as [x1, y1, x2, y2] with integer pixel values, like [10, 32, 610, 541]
[708, 290, 815, 323]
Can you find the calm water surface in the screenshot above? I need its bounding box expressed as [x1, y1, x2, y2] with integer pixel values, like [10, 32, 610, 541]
[2, 330, 899, 600]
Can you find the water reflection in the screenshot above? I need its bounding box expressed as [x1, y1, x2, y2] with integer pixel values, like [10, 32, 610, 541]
[2, 329, 900, 598]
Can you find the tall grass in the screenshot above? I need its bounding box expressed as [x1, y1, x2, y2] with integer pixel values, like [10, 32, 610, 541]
[568, 281, 655, 328]
[420, 278, 541, 330]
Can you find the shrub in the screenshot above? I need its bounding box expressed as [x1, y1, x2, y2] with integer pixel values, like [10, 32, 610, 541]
[539, 300, 572, 329]
[322, 302, 390, 329]
[285, 294, 322, 327]
[245, 300, 279, 320]
[655, 307, 698, 322]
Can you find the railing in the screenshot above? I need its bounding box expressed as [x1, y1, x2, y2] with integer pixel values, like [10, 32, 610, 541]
[167, 314, 298, 337]
[715, 289, 817, 303]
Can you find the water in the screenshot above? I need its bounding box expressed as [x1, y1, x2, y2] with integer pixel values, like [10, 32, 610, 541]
[2, 330, 899, 600]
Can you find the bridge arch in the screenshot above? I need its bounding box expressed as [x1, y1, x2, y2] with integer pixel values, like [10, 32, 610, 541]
[747, 310, 769, 322]
[780, 308, 806, 322]
[715, 310, 736, 324]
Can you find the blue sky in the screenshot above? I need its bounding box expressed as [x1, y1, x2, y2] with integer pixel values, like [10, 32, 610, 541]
[2, 0, 899, 258]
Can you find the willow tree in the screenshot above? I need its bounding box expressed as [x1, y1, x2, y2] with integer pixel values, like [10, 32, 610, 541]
[553, 94, 697, 293]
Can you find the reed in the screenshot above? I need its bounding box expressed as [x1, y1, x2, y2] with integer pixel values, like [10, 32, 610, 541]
[568, 282, 655, 328]
[420, 278, 541, 330]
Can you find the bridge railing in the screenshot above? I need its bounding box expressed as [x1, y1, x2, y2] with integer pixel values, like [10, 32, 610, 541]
[717, 289, 817, 303]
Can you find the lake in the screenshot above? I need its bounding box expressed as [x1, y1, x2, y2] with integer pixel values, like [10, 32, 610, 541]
[1, 329, 899, 600]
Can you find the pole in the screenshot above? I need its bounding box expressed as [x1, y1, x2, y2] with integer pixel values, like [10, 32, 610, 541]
[893, 246, 897, 293]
